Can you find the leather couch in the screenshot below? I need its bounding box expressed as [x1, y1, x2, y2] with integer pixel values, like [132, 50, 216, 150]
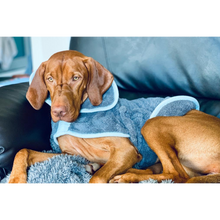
[1, 37, 220, 180]
[0, 83, 52, 179]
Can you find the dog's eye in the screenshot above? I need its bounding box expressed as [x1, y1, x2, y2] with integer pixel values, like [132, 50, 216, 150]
[73, 76, 79, 81]
[47, 77, 53, 82]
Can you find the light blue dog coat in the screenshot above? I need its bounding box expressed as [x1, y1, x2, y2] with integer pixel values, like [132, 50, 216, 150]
[47, 80, 200, 169]
[30, 71, 200, 169]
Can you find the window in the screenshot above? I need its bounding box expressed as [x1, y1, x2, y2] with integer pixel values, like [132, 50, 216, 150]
[0, 37, 31, 74]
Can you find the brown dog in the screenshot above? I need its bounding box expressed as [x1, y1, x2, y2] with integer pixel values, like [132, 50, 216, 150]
[9, 50, 220, 183]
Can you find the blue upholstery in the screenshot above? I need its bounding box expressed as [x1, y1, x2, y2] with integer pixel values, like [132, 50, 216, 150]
[70, 37, 220, 117]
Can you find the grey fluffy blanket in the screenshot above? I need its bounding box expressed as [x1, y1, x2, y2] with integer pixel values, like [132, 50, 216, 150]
[1, 153, 91, 183]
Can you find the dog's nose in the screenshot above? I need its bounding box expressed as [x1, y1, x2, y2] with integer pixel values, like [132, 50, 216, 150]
[52, 106, 67, 118]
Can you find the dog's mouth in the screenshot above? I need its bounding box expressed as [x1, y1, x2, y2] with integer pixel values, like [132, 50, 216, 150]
[51, 112, 79, 123]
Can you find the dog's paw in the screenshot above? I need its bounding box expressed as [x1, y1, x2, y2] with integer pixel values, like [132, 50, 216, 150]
[109, 173, 139, 183]
[8, 174, 27, 183]
[85, 163, 101, 174]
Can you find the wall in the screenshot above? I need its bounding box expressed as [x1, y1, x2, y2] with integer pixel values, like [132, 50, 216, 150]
[31, 37, 71, 71]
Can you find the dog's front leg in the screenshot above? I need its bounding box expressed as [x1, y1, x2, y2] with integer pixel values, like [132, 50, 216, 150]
[89, 138, 142, 183]
[9, 149, 60, 183]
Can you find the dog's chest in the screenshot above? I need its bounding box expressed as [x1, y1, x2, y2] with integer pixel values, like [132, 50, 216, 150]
[58, 135, 110, 164]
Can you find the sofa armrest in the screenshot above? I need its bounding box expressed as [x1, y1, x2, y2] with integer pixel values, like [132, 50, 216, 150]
[0, 83, 52, 175]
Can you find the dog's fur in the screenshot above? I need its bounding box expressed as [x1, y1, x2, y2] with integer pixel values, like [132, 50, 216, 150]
[9, 50, 220, 183]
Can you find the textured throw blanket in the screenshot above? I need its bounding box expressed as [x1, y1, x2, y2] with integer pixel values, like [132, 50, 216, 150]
[1, 153, 92, 183]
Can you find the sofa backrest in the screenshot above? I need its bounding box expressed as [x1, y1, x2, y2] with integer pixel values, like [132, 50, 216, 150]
[70, 37, 220, 100]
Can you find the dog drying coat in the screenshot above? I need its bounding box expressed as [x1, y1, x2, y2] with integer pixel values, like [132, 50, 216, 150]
[30, 69, 200, 169]
[46, 80, 200, 169]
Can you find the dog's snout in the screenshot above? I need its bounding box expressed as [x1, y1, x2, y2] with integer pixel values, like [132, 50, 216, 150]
[52, 105, 67, 118]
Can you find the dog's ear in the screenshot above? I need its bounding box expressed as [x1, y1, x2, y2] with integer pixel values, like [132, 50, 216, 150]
[83, 57, 113, 106]
[26, 62, 48, 110]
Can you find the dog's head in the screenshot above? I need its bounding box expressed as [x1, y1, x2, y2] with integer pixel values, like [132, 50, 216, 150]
[26, 50, 113, 122]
